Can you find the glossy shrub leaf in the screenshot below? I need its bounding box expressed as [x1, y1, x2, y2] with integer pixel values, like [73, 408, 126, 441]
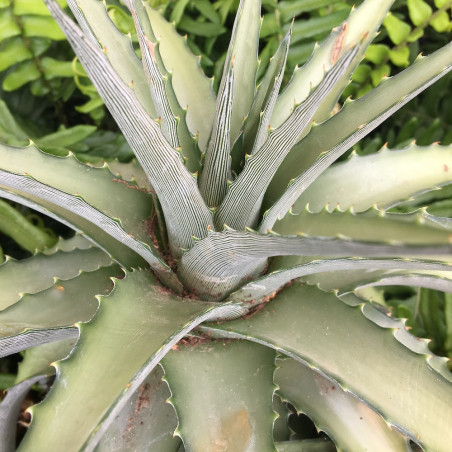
[0, 198, 56, 255]
[383, 13, 411, 45]
[407, 0, 433, 26]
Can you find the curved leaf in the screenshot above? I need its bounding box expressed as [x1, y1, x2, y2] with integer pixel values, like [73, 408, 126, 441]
[0, 188, 148, 272]
[16, 338, 77, 383]
[353, 273, 452, 294]
[272, 206, 452, 245]
[275, 356, 409, 451]
[18, 270, 245, 451]
[0, 144, 154, 248]
[199, 64, 234, 208]
[128, 0, 202, 171]
[271, 0, 394, 129]
[143, 4, 216, 151]
[294, 144, 452, 213]
[68, 0, 157, 118]
[0, 265, 120, 358]
[216, 48, 358, 230]
[179, 229, 452, 300]
[0, 242, 111, 311]
[266, 41, 452, 210]
[0, 327, 78, 359]
[269, 259, 452, 295]
[0, 198, 56, 253]
[229, 257, 452, 304]
[220, 0, 261, 145]
[0, 172, 182, 290]
[0, 375, 47, 452]
[95, 365, 181, 452]
[242, 29, 291, 157]
[44, 0, 214, 257]
[200, 283, 452, 452]
[129, 0, 178, 148]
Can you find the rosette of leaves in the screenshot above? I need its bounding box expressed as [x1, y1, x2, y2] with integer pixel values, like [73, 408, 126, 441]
[0, 0, 452, 450]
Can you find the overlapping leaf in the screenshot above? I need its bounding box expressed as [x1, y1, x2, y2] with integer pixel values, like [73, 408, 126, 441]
[200, 283, 452, 452]
[18, 270, 245, 451]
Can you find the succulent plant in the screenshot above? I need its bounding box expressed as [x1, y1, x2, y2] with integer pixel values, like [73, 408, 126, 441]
[1, 0, 452, 450]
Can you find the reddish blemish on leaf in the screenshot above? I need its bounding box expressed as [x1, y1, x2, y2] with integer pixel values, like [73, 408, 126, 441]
[332, 23, 348, 64]
[144, 36, 156, 62]
[112, 178, 153, 194]
[444, 164, 449, 172]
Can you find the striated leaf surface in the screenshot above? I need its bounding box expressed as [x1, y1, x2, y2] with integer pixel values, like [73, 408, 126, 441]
[199, 65, 234, 208]
[44, 0, 214, 257]
[0, 143, 154, 248]
[69, 0, 157, 118]
[130, 0, 178, 148]
[267, 256, 452, 296]
[0, 375, 47, 452]
[0, 172, 182, 290]
[220, 0, 261, 146]
[0, 187, 149, 272]
[144, 4, 216, 151]
[272, 0, 394, 130]
[129, 0, 203, 171]
[243, 29, 291, 157]
[0, 265, 119, 358]
[266, 41, 452, 210]
[230, 257, 452, 304]
[216, 48, 358, 230]
[179, 229, 452, 300]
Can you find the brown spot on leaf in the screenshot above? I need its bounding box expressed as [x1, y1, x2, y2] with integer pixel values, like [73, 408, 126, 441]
[332, 23, 348, 64]
[194, 409, 252, 451]
[135, 383, 151, 413]
[112, 178, 153, 194]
